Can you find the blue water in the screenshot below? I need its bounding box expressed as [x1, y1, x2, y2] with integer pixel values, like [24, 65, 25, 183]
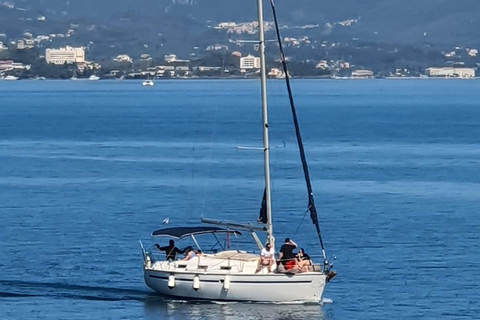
[1, 79, 479, 319]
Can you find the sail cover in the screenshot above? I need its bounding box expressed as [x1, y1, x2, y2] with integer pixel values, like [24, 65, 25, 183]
[258, 189, 268, 224]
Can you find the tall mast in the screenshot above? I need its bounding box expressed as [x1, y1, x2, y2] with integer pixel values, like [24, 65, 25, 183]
[256, 0, 273, 247]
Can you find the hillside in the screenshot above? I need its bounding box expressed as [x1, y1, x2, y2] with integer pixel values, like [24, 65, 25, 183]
[1, 0, 479, 59]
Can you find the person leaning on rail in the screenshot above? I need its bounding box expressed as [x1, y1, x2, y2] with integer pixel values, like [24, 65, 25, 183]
[155, 239, 186, 261]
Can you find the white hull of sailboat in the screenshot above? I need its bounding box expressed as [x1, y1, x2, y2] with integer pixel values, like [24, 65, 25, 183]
[144, 269, 326, 303]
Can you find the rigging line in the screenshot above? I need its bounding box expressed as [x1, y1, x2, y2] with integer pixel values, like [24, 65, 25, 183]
[270, 142, 280, 206]
[188, 107, 204, 219]
[292, 207, 310, 239]
[201, 99, 220, 217]
[268, 139, 286, 221]
[268, 0, 328, 261]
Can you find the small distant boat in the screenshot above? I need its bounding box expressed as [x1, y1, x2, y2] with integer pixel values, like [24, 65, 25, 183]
[142, 79, 154, 87]
[89, 75, 100, 81]
[3, 75, 19, 81]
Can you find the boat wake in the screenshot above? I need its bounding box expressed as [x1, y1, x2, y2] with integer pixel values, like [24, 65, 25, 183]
[163, 298, 324, 305]
[0, 279, 153, 302]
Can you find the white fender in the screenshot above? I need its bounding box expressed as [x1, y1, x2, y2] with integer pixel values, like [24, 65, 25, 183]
[145, 256, 151, 269]
[193, 275, 200, 290]
[223, 275, 230, 290]
[168, 274, 175, 289]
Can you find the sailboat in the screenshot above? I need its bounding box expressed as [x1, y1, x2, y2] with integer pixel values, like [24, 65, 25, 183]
[140, 0, 335, 303]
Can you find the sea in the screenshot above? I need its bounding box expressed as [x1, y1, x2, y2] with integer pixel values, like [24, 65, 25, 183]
[0, 79, 479, 320]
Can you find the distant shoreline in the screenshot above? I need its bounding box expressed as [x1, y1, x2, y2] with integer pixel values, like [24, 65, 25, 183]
[2, 76, 479, 81]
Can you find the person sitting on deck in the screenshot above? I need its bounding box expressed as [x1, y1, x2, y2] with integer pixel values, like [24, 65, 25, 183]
[295, 248, 312, 272]
[278, 238, 297, 271]
[181, 246, 196, 261]
[155, 240, 185, 261]
[255, 242, 275, 274]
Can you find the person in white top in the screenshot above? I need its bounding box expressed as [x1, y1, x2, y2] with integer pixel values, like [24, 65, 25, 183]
[255, 242, 275, 273]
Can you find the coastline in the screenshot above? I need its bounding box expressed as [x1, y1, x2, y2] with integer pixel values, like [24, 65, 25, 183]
[2, 76, 479, 81]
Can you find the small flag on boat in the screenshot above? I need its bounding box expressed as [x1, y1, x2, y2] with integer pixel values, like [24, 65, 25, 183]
[162, 217, 169, 224]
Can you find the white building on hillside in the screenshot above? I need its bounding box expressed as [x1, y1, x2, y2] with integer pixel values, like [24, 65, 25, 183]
[165, 54, 178, 63]
[425, 67, 475, 78]
[16, 40, 25, 50]
[46, 46, 85, 65]
[315, 60, 329, 69]
[467, 49, 478, 57]
[268, 68, 284, 78]
[113, 54, 133, 63]
[0, 60, 31, 71]
[164, 54, 190, 64]
[0, 60, 14, 71]
[240, 54, 260, 70]
[206, 44, 228, 51]
[351, 69, 374, 78]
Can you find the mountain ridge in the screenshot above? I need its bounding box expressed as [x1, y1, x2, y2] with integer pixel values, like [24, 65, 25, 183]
[1, 0, 479, 58]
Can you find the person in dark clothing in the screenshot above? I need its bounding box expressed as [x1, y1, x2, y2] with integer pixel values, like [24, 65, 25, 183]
[155, 239, 185, 261]
[278, 238, 297, 270]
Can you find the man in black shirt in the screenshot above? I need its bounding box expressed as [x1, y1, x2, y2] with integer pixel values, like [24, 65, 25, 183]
[155, 240, 185, 261]
[278, 238, 297, 270]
